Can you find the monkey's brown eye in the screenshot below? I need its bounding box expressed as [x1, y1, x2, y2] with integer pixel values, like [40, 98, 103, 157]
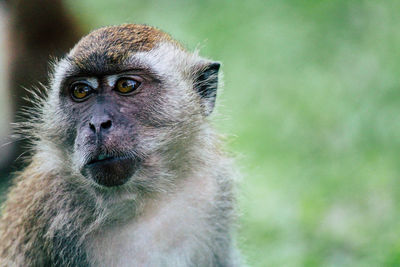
[115, 78, 140, 94]
[71, 83, 93, 101]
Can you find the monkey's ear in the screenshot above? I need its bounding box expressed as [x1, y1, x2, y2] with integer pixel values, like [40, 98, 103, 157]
[193, 61, 221, 116]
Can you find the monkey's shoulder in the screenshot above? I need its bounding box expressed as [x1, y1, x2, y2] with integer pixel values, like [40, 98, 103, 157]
[0, 168, 55, 265]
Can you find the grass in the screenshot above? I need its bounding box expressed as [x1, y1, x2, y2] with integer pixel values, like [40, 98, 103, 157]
[4, 0, 400, 265]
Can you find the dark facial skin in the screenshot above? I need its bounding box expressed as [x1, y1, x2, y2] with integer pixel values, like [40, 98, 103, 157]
[59, 67, 165, 187]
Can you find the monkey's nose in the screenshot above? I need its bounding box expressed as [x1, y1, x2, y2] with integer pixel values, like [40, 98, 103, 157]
[89, 118, 113, 134]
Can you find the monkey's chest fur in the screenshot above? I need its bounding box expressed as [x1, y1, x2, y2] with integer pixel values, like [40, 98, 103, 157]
[84, 175, 219, 267]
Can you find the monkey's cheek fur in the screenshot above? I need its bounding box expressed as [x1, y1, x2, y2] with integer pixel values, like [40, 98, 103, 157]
[81, 157, 141, 187]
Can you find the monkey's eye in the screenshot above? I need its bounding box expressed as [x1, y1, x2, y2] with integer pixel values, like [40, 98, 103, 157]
[115, 78, 140, 94]
[71, 83, 93, 101]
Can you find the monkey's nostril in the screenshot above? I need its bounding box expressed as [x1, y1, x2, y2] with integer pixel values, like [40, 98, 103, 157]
[89, 123, 96, 133]
[101, 120, 112, 130]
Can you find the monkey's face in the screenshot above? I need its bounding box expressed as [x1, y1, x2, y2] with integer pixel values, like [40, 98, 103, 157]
[45, 25, 220, 189]
[63, 73, 158, 187]
[56, 67, 180, 187]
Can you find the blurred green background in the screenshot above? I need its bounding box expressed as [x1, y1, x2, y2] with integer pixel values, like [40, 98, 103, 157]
[3, 0, 400, 266]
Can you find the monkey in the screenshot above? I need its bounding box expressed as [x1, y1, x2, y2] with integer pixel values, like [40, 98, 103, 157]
[0, 24, 241, 266]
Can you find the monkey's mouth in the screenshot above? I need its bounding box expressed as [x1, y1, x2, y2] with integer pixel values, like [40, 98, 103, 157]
[82, 153, 141, 187]
[87, 154, 122, 165]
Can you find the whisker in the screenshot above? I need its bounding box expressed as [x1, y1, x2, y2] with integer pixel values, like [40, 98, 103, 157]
[14, 150, 30, 162]
[0, 137, 28, 148]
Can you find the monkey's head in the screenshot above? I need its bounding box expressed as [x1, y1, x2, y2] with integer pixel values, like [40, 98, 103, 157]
[40, 24, 220, 189]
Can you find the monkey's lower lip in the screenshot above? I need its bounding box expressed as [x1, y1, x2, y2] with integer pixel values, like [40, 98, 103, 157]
[82, 156, 141, 187]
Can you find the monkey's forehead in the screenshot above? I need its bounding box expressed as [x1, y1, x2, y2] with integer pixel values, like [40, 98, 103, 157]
[68, 24, 183, 70]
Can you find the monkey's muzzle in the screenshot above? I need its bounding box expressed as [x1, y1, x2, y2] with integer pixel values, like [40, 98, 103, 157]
[81, 154, 141, 187]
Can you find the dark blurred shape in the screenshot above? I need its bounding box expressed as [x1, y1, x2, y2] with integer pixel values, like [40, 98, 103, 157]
[1, 0, 83, 178]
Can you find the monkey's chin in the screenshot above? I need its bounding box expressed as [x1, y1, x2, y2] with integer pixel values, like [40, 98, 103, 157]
[81, 157, 141, 187]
